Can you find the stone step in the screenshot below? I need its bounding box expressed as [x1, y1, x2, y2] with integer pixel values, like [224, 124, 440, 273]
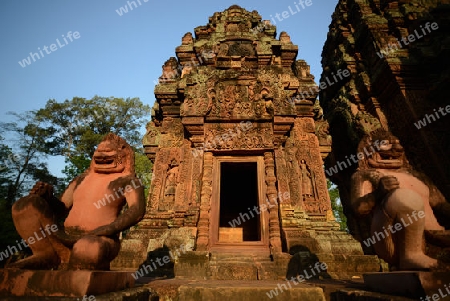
[176, 280, 326, 301]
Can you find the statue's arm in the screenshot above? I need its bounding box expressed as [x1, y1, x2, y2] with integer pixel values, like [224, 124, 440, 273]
[351, 170, 400, 215]
[350, 170, 379, 215]
[90, 177, 146, 236]
[58, 177, 82, 215]
[111, 181, 146, 233]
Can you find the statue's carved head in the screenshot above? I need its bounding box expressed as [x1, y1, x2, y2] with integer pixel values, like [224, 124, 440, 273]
[91, 133, 134, 174]
[357, 129, 409, 170]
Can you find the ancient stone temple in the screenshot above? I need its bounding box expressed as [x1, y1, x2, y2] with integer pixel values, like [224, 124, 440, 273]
[320, 0, 450, 253]
[113, 5, 379, 279]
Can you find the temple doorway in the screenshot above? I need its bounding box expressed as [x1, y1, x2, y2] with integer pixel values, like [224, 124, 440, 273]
[210, 156, 269, 250]
[219, 162, 260, 241]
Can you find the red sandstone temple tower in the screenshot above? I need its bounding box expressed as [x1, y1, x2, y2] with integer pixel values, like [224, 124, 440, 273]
[113, 5, 379, 279]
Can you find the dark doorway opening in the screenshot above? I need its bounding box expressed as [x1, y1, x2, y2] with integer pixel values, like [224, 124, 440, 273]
[219, 162, 260, 241]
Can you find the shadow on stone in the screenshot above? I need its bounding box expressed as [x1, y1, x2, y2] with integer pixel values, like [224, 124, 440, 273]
[286, 245, 331, 280]
[137, 245, 175, 278]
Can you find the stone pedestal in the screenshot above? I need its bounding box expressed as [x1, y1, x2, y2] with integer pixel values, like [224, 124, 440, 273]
[0, 269, 134, 297]
[364, 272, 450, 299]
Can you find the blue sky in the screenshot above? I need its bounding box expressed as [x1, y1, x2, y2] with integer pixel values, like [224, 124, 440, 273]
[0, 0, 338, 177]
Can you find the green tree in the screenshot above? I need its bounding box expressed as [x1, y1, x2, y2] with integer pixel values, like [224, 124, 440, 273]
[0, 199, 20, 263]
[0, 113, 58, 202]
[134, 152, 153, 200]
[0, 135, 20, 261]
[0, 136, 14, 200]
[328, 179, 347, 231]
[0, 132, 43, 265]
[36, 96, 151, 185]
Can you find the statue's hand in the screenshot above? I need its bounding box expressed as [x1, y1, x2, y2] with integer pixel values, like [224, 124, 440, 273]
[376, 176, 400, 200]
[30, 182, 54, 199]
[89, 225, 116, 237]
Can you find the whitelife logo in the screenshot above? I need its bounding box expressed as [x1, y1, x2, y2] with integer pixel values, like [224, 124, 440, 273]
[18, 31, 81, 68]
[376, 22, 439, 58]
[93, 178, 143, 209]
[325, 140, 387, 177]
[115, 0, 149, 16]
[362, 210, 425, 247]
[0, 224, 58, 261]
[266, 262, 328, 298]
[414, 105, 450, 129]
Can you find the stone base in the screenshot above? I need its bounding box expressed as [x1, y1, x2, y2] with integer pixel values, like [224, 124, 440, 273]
[0, 269, 135, 297]
[364, 272, 450, 299]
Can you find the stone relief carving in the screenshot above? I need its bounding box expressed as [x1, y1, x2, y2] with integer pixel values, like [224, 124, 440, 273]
[299, 159, 318, 201]
[204, 123, 273, 150]
[159, 159, 179, 211]
[284, 119, 331, 215]
[158, 118, 184, 148]
[143, 121, 161, 146]
[207, 81, 274, 119]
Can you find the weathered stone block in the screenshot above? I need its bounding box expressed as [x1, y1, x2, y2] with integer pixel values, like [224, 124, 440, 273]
[175, 251, 210, 279]
[214, 264, 258, 280]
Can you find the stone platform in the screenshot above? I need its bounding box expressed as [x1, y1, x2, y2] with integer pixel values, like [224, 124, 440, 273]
[0, 269, 135, 297]
[142, 278, 417, 301]
[0, 277, 431, 300]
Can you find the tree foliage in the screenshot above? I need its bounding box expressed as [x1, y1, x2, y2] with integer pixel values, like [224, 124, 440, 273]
[134, 152, 153, 200]
[35, 96, 151, 185]
[0, 198, 20, 259]
[0, 113, 58, 202]
[0, 129, 49, 263]
[328, 179, 348, 231]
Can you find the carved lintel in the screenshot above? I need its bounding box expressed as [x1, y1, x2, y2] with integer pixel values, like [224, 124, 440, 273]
[204, 122, 273, 151]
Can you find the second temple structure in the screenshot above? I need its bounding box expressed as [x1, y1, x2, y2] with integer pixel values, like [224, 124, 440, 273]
[113, 5, 380, 279]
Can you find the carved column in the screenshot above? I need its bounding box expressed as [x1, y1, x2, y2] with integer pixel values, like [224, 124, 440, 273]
[196, 151, 213, 251]
[264, 151, 282, 252]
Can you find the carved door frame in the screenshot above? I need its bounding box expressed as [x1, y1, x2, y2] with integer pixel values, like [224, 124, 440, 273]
[209, 155, 269, 251]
